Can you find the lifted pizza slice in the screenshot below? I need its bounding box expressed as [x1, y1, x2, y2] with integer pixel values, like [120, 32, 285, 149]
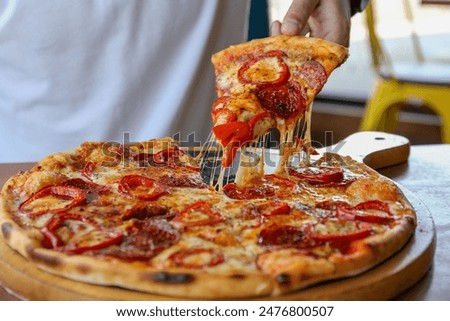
[210, 35, 348, 184]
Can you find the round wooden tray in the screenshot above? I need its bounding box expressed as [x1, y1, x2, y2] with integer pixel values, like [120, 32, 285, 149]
[0, 188, 436, 300]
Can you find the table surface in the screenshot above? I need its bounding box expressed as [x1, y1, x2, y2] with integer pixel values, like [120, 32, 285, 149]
[0, 144, 449, 301]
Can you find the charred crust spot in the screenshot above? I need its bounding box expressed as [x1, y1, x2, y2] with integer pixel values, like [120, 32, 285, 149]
[229, 273, 246, 280]
[147, 272, 194, 284]
[1, 222, 12, 240]
[276, 273, 291, 286]
[76, 264, 91, 274]
[26, 245, 62, 267]
[404, 216, 416, 227]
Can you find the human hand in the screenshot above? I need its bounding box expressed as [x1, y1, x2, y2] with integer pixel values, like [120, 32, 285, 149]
[271, 0, 352, 47]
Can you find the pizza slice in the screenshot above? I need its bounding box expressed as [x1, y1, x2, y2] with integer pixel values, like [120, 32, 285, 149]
[210, 35, 348, 180]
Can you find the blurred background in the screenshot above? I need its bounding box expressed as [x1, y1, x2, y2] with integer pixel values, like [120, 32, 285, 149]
[249, 0, 450, 146]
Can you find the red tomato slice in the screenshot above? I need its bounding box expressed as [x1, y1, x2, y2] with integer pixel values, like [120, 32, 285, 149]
[211, 108, 237, 125]
[172, 201, 223, 227]
[81, 161, 96, 181]
[305, 220, 372, 242]
[153, 148, 186, 167]
[118, 175, 166, 201]
[212, 96, 229, 111]
[212, 121, 252, 147]
[258, 201, 291, 216]
[41, 213, 124, 254]
[264, 174, 296, 187]
[169, 248, 225, 269]
[19, 185, 87, 217]
[238, 50, 290, 88]
[248, 112, 276, 139]
[288, 166, 344, 185]
[338, 200, 393, 224]
[221, 141, 240, 168]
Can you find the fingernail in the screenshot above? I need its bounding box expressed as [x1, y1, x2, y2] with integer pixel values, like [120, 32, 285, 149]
[281, 20, 299, 35]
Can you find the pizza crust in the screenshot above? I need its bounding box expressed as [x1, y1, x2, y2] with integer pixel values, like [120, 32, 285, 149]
[212, 35, 348, 78]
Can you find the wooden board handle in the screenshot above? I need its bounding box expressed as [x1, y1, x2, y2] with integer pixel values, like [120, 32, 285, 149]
[318, 131, 410, 170]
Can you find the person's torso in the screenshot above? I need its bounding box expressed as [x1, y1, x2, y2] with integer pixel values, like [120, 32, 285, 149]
[0, 0, 250, 162]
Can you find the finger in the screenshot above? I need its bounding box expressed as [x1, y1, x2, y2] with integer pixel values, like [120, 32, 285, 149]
[270, 20, 282, 36]
[307, 0, 351, 46]
[300, 23, 310, 36]
[281, 0, 320, 35]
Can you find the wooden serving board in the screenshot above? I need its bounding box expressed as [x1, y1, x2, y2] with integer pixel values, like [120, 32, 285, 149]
[0, 187, 435, 301]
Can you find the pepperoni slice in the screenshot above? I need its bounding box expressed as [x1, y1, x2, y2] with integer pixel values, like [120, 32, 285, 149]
[122, 203, 174, 221]
[297, 60, 327, 92]
[157, 174, 207, 189]
[106, 219, 180, 261]
[258, 225, 312, 249]
[256, 80, 306, 119]
[222, 183, 276, 200]
[169, 248, 225, 269]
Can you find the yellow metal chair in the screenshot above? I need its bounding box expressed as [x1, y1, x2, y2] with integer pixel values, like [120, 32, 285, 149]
[359, 0, 450, 143]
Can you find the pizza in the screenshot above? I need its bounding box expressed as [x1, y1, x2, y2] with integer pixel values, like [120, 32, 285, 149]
[0, 138, 416, 299]
[0, 36, 417, 299]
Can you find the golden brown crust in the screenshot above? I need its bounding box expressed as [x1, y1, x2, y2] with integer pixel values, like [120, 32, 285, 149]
[212, 35, 349, 77]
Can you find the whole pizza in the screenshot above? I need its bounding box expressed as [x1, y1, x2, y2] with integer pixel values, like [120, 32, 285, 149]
[0, 36, 416, 299]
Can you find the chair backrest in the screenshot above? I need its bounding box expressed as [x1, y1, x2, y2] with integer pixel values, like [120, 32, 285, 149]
[365, 0, 426, 79]
[365, 2, 386, 73]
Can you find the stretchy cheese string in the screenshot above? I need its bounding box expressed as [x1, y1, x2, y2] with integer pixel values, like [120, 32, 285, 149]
[208, 101, 314, 190]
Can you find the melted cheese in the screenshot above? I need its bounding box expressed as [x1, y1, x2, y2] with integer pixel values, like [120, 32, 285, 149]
[231, 102, 314, 188]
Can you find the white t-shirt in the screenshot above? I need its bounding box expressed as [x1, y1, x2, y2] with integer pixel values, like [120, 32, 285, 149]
[0, 0, 250, 162]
